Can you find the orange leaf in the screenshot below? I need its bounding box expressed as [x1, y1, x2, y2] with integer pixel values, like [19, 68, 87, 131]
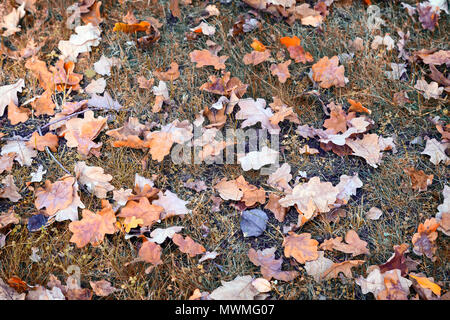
[409, 274, 441, 296]
[118, 197, 163, 227]
[27, 131, 59, 152]
[348, 99, 372, 114]
[280, 36, 301, 48]
[7, 101, 29, 125]
[189, 49, 228, 70]
[283, 232, 319, 264]
[138, 241, 163, 265]
[172, 234, 206, 257]
[69, 200, 117, 248]
[154, 62, 180, 81]
[35, 176, 75, 216]
[113, 21, 151, 33]
[251, 39, 266, 52]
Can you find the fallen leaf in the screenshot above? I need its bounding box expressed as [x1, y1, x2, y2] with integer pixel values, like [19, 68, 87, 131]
[283, 232, 319, 264]
[270, 60, 291, 83]
[319, 230, 370, 257]
[190, 49, 228, 70]
[404, 167, 433, 191]
[210, 275, 259, 300]
[27, 131, 59, 152]
[0, 79, 25, 117]
[311, 56, 347, 88]
[366, 207, 383, 220]
[89, 280, 118, 297]
[240, 209, 268, 237]
[74, 161, 114, 198]
[421, 138, 449, 165]
[7, 101, 29, 125]
[138, 240, 163, 265]
[248, 247, 299, 281]
[69, 200, 116, 248]
[172, 233, 206, 257]
[304, 251, 334, 282]
[322, 260, 365, 280]
[154, 62, 180, 81]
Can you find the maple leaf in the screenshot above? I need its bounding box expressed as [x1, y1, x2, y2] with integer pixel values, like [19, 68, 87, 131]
[421, 138, 450, 165]
[311, 56, 347, 88]
[320, 230, 370, 257]
[138, 240, 163, 265]
[27, 131, 59, 152]
[60, 110, 107, 158]
[0, 175, 22, 202]
[0, 79, 25, 117]
[154, 62, 180, 81]
[172, 233, 206, 257]
[190, 49, 228, 70]
[1, 140, 37, 166]
[74, 161, 114, 199]
[279, 176, 338, 220]
[209, 275, 259, 300]
[248, 247, 299, 281]
[118, 197, 163, 228]
[69, 200, 117, 248]
[283, 232, 319, 264]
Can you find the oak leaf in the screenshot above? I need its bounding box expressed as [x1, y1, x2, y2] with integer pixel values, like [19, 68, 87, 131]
[243, 50, 271, 66]
[421, 138, 449, 165]
[0, 79, 25, 116]
[69, 200, 117, 248]
[154, 62, 180, 81]
[35, 176, 75, 216]
[118, 197, 163, 228]
[319, 230, 370, 257]
[138, 240, 163, 265]
[412, 218, 439, 260]
[189, 49, 228, 70]
[209, 275, 259, 300]
[322, 260, 365, 280]
[270, 60, 291, 83]
[27, 132, 59, 152]
[172, 233, 206, 257]
[89, 280, 118, 297]
[248, 247, 299, 281]
[7, 101, 29, 125]
[74, 161, 114, 198]
[404, 167, 433, 192]
[0, 175, 22, 202]
[283, 232, 319, 264]
[1, 140, 37, 166]
[311, 56, 347, 88]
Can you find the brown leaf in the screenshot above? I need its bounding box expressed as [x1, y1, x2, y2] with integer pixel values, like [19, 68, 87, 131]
[31, 89, 56, 116]
[248, 247, 299, 281]
[118, 197, 163, 228]
[322, 260, 364, 280]
[7, 101, 29, 125]
[379, 244, 410, 276]
[190, 49, 228, 70]
[243, 50, 271, 66]
[412, 218, 439, 260]
[27, 131, 59, 152]
[74, 161, 114, 198]
[138, 240, 163, 265]
[312, 56, 347, 88]
[404, 167, 433, 192]
[154, 62, 180, 81]
[319, 230, 369, 257]
[265, 193, 287, 222]
[172, 234, 206, 257]
[283, 232, 319, 264]
[0, 153, 15, 174]
[89, 280, 118, 297]
[69, 200, 116, 248]
[270, 60, 291, 83]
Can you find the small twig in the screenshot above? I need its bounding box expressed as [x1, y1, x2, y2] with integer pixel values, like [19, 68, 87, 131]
[36, 127, 71, 175]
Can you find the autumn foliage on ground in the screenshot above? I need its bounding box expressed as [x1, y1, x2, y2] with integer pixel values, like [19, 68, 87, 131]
[0, 0, 449, 300]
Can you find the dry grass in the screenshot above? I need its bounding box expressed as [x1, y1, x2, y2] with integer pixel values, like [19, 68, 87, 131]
[0, 0, 448, 300]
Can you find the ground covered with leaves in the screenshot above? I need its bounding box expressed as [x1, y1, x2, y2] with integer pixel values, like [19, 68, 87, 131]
[0, 0, 449, 300]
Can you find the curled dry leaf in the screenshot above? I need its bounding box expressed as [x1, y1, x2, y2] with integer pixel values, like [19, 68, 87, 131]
[421, 138, 449, 165]
[411, 218, 439, 260]
[74, 161, 114, 199]
[149, 226, 184, 244]
[138, 240, 163, 265]
[0, 78, 25, 117]
[236, 98, 280, 134]
[265, 193, 287, 222]
[90, 280, 119, 297]
[172, 233, 206, 257]
[304, 251, 334, 282]
[238, 146, 278, 171]
[1, 140, 37, 167]
[58, 24, 101, 62]
[322, 260, 365, 280]
[0, 153, 15, 174]
[153, 190, 189, 219]
[283, 232, 319, 264]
